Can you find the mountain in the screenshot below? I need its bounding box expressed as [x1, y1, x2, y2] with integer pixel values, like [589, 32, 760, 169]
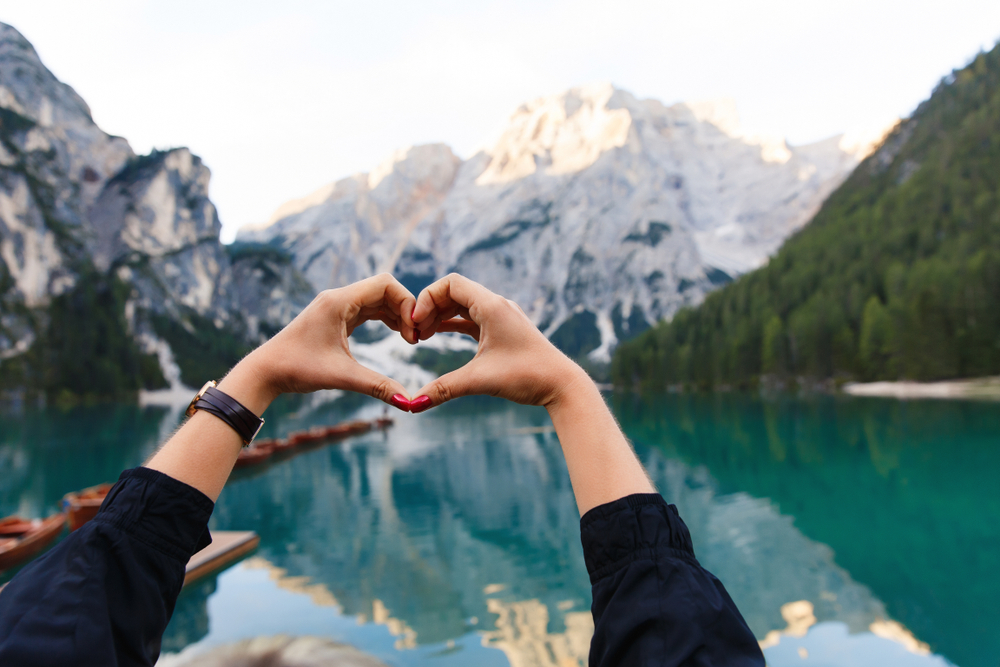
[0, 23, 311, 399]
[612, 44, 1000, 390]
[240, 84, 875, 361]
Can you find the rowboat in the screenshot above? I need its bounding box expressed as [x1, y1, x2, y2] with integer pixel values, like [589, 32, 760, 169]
[63, 484, 113, 531]
[233, 441, 275, 469]
[330, 420, 372, 438]
[284, 431, 313, 447]
[0, 514, 65, 571]
[230, 418, 381, 472]
[271, 437, 297, 453]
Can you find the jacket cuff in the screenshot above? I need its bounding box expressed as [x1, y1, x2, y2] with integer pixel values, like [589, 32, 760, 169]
[580, 493, 696, 584]
[92, 467, 215, 562]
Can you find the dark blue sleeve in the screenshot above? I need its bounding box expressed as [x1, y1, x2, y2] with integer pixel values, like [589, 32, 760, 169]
[0, 467, 214, 667]
[581, 493, 764, 667]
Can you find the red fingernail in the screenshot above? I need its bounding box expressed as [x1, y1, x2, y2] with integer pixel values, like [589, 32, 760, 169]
[411, 306, 416, 321]
[390, 394, 411, 412]
[409, 396, 432, 413]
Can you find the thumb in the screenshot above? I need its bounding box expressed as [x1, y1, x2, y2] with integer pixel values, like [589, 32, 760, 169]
[340, 359, 411, 411]
[410, 357, 490, 413]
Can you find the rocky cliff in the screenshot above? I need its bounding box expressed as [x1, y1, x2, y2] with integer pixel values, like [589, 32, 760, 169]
[0, 23, 310, 398]
[242, 84, 877, 360]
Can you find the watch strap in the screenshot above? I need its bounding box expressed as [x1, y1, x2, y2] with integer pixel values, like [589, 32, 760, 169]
[190, 385, 264, 446]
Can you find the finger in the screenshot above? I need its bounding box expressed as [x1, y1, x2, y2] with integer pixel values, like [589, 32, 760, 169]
[420, 303, 466, 329]
[349, 308, 402, 337]
[435, 318, 481, 340]
[412, 274, 494, 327]
[409, 357, 494, 413]
[349, 273, 418, 342]
[339, 359, 412, 410]
[377, 312, 401, 332]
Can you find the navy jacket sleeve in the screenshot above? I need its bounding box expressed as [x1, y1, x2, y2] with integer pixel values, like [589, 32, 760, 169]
[0, 467, 214, 667]
[581, 493, 765, 667]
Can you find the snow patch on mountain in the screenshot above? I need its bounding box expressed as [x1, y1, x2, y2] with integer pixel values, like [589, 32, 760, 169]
[242, 83, 873, 362]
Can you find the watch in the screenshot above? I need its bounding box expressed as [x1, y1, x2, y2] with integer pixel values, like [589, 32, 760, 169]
[186, 381, 265, 446]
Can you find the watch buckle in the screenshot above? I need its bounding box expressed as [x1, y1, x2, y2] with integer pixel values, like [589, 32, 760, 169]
[186, 380, 217, 418]
[245, 419, 266, 447]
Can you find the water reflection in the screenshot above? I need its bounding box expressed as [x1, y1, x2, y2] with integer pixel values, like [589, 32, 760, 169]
[615, 393, 999, 667]
[3, 393, 993, 667]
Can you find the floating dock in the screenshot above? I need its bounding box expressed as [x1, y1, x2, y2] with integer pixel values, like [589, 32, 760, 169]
[0, 530, 258, 596]
[183, 530, 259, 587]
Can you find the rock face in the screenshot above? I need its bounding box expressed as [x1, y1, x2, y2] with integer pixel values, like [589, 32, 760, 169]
[242, 84, 872, 360]
[0, 23, 310, 395]
[0, 23, 131, 359]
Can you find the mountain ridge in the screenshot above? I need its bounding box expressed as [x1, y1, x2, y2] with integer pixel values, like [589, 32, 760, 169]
[0, 23, 312, 399]
[242, 83, 875, 361]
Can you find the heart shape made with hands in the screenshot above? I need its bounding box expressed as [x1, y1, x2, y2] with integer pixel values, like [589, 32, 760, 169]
[296, 272, 562, 416]
[379, 322, 476, 414]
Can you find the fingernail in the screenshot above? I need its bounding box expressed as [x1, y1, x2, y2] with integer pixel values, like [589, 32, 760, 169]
[409, 395, 432, 413]
[410, 306, 416, 321]
[390, 394, 411, 412]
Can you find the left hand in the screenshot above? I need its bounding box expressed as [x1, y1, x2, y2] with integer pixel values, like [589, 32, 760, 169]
[228, 273, 417, 411]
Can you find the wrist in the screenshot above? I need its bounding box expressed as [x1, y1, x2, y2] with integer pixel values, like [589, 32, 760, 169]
[543, 362, 594, 416]
[216, 353, 278, 417]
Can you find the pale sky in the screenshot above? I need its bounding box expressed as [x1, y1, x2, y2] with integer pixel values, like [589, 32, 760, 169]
[2, 1, 999, 242]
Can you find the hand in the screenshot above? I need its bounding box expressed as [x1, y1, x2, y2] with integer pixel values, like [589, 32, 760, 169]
[228, 273, 418, 412]
[408, 274, 588, 411]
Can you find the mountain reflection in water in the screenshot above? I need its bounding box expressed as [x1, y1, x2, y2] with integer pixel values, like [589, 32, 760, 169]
[1, 393, 995, 667]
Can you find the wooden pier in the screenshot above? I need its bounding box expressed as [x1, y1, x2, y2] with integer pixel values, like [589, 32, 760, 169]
[0, 530, 259, 596]
[183, 530, 259, 587]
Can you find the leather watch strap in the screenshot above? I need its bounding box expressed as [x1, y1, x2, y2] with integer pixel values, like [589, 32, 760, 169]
[200, 388, 258, 435]
[190, 385, 264, 446]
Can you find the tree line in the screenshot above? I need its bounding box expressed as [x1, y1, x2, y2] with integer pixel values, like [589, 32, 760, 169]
[613, 44, 1000, 390]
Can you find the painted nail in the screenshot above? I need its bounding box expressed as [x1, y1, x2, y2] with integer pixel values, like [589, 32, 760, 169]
[409, 396, 432, 413]
[390, 394, 411, 412]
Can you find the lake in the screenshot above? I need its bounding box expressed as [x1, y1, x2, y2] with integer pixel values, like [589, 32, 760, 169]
[1, 392, 996, 667]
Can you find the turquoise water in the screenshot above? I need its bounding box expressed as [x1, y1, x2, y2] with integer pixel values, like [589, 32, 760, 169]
[0, 393, 996, 667]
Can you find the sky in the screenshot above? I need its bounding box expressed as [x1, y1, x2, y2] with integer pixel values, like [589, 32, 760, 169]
[2, 1, 999, 242]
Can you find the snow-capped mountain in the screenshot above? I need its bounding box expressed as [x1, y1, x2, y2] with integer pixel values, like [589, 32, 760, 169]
[241, 84, 876, 360]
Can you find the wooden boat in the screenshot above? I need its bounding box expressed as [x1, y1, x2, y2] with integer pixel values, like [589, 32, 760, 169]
[296, 426, 331, 446]
[183, 530, 259, 587]
[284, 430, 313, 447]
[230, 419, 379, 472]
[0, 514, 65, 571]
[271, 437, 297, 453]
[375, 417, 394, 429]
[63, 484, 113, 531]
[326, 420, 371, 439]
[233, 441, 275, 469]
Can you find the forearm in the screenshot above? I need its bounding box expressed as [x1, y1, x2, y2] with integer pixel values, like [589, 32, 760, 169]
[546, 368, 655, 515]
[145, 353, 276, 502]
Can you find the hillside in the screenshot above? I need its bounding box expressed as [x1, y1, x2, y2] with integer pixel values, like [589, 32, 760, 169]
[241, 85, 873, 361]
[0, 23, 311, 400]
[612, 44, 1000, 390]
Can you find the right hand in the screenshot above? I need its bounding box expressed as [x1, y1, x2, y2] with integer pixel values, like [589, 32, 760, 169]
[408, 274, 589, 411]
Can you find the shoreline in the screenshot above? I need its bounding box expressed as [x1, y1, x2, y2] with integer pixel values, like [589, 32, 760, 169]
[842, 376, 1000, 400]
